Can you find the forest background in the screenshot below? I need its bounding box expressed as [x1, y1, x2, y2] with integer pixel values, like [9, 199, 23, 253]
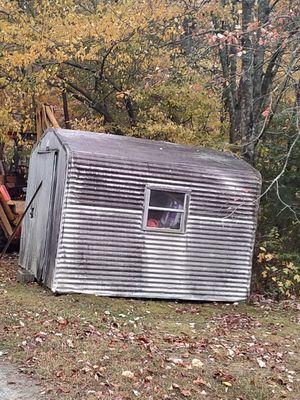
[0, 0, 299, 297]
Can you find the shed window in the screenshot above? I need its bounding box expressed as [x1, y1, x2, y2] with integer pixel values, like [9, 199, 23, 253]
[143, 188, 189, 232]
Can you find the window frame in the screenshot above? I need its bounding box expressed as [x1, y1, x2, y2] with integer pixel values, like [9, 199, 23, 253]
[142, 185, 190, 233]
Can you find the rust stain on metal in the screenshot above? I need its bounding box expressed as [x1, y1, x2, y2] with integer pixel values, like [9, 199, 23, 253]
[19, 128, 261, 301]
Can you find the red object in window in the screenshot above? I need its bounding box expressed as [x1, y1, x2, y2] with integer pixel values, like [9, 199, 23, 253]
[0, 185, 11, 202]
[147, 218, 159, 228]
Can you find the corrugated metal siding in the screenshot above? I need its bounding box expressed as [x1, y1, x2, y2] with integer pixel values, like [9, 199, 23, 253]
[53, 152, 260, 301]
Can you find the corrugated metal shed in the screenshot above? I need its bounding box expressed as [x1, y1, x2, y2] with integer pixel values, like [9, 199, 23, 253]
[19, 128, 261, 301]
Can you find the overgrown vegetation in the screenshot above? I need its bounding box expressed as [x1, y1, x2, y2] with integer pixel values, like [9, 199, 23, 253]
[0, 256, 299, 399]
[0, 0, 299, 295]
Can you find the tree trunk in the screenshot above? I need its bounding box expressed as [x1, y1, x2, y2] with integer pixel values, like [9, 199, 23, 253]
[239, 0, 255, 165]
[62, 89, 71, 129]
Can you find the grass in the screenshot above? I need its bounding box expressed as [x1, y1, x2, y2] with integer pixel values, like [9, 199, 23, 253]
[0, 254, 299, 400]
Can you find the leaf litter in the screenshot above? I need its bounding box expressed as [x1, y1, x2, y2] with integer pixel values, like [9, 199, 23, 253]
[0, 254, 299, 399]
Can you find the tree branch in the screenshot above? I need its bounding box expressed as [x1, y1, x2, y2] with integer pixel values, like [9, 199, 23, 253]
[59, 75, 113, 123]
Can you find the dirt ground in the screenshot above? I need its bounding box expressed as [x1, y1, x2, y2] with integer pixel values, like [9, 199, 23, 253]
[0, 357, 48, 400]
[0, 254, 299, 400]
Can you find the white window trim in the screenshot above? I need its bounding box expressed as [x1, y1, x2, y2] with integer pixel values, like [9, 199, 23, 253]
[142, 185, 190, 233]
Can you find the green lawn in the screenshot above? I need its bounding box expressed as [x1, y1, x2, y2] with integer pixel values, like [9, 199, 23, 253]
[0, 254, 299, 400]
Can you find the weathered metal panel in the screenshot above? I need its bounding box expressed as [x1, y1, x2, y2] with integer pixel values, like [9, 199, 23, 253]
[50, 129, 261, 301]
[54, 129, 252, 171]
[19, 131, 68, 286]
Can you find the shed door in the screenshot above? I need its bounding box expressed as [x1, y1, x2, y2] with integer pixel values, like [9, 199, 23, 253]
[24, 150, 58, 282]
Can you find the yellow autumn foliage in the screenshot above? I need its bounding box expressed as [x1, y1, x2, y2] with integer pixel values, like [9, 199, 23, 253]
[0, 0, 221, 148]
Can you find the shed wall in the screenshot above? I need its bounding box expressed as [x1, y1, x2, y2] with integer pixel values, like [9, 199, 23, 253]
[19, 132, 68, 285]
[52, 152, 260, 301]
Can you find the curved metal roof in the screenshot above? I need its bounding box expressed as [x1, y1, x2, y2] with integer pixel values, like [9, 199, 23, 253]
[51, 128, 259, 176]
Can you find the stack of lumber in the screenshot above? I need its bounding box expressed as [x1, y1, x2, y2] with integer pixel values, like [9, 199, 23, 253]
[0, 185, 24, 243]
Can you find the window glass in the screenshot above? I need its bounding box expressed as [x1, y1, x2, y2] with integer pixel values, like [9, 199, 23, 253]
[144, 188, 188, 232]
[147, 209, 183, 230]
[149, 190, 184, 209]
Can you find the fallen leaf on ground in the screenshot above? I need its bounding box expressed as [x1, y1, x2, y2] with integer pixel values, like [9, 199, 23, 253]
[257, 358, 266, 368]
[122, 370, 134, 379]
[193, 377, 209, 387]
[191, 358, 204, 368]
[66, 339, 74, 348]
[213, 370, 236, 383]
[57, 317, 68, 326]
[180, 389, 191, 397]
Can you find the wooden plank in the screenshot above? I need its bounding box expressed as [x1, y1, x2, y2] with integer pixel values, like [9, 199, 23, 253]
[9, 200, 25, 215]
[0, 193, 17, 223]
[0, 181, 43, 259]
[0, 203, 13, 237]
[36, 103, 60, 142]
[45, 105, 60, 128]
